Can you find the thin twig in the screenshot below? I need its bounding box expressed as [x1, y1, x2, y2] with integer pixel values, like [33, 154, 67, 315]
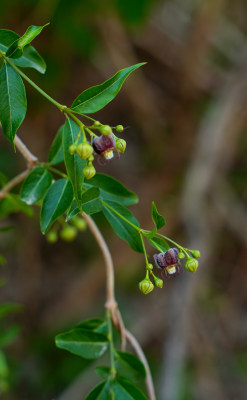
[125, 329, 156, 400]
[14, 135, 38, 166]
[82, 213, 156, 399]
[0, 169, 30, 199]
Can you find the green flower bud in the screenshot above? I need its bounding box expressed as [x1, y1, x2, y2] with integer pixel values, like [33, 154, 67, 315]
[139, 279, 154, 295]
[101, 125, 112, 136]
[69, 143, 77, 155]
[76, 142, 93, 159]
[178, 252, 185, 259]
[93, 121, 101, 128]
[83, 163, 96, 180]
[115, 138, 126, 154]
[190, 250, 201, 258]
[115, 125, 124, 133]
[184, 257, 199, 273]
[72, 217, 87, 231]
[88, 155, 94, 162]
[46, 230, 58, 243]
[60, 225, 77, 242]
[153, 276, 163, 288]
[146, 263, 153, 271]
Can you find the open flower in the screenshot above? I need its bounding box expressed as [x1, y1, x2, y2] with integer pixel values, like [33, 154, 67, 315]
[153, 248, 183, 279]
[93, 134, 119, 164]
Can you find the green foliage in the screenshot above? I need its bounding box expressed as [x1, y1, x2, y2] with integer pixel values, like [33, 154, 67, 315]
[102, 201, 143, 252]
[20, 167, 53, 205]
[40, 178, 73, 233]
[151, 201, 166, 230]
[63, 117, 86, 204]
[48, 124, 65, 165]
[70, 63, 145, 114]
[80, 187, 102, 215]
[84, 380, 111, 400]
[0, 29, 46, 73]
[55, 328, 108, 359]
[0, 194, 33, 217]
[115, 351, 146, 380]
[112, 378, 148, 399]
[0, 62, 26, 145]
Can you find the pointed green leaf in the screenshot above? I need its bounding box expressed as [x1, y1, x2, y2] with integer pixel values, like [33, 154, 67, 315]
[66, 200, 80, 221]
[55, 328, 108, 359]
[20, 167, 53, 205]
[0, 29, 46, 74]
[115, 351, 146, 380]
[84, 173, 138, 206]
[102, 201, 142, 253]
[70, 63, 145, 114]
[151, 202, 165, 230]
[147, 236, 170, 253]
[85, 380, 111, 400]
[6, 24, 49, 59]
[76, 318, 107, 335]
[0, 194, 33, 217]
[113, 378, 148, 400]
[0, 63, 27, 145]
[48, 124, 64, 165]
[80, 187, 102, 215]
[63, 117, 86, 204]
[95, 366, 111, 379]
[40, 178, 73, 234]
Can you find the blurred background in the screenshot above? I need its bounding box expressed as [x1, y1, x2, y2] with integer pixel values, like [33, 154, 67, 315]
[0, 0, 247, 399]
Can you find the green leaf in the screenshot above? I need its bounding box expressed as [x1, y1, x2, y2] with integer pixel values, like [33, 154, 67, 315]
[66, 200, 80, 222]
[0, 29, 46, 74]
[85, 380, 111, 400]
[84, 173, 138, 206]
[0, 62, 27, 145]
[0, 303, 23, 318]
[115, 351, 146, 380]
[48, 125, 64, 165]
[76, 318, 107, 335]
[80, 187, 102, 215]
[147, 236, 170, 253]
[112, 378, 148, 400]
[95, 366, 111, 379]
[55, 328, 108, 359]
[6, 24, 49, 59]
[0, 194, 33, 217]
[70, 63, 145, 114]
[151, 202, 165, 230]
[20, 168, 53, 205]
[40, 178, 73, 234]
[63, 117, 86, 204]
[102, 201, 142, 253]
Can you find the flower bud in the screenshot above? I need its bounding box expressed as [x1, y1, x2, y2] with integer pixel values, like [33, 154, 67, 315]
[69, 143, 77, 155]
[115, 125, 124, 133]
[115, 138, 126, 154]
[146, 263, 153, 271]
[101, 125, 112, 136]
[138, 279, 154, 295]
[88, 155, 94, 162]
[178, 252, 185, 259]
[46, 230, 58, 243]
[72, 217, 87, 231]
[93, 121, 101, 128]
[76, 142, 93, 159]
[190, 250, 201, 258]
[153, 276, 163, 288]
[60, 226, 77, 242]
[83, 163, 96, 180]
[184, 257, 199, 273]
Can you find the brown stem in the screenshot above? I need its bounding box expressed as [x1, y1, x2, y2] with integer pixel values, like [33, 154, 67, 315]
[14, 135, 38, 166]
[82, 212, 156, 400]
[0, 169, 30, 199]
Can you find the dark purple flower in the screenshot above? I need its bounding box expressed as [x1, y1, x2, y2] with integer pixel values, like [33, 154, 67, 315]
[93, 135, 118, 163]
[153, 248, 182, 280]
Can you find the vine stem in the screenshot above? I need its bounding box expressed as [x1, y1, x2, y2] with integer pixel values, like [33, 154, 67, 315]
[82, 212, 156, 400]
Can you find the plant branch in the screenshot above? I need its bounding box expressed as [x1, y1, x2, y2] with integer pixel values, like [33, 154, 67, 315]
[82, 212, 156, 400]
[14, 135, 38, 166]
[0, 169, 30, 200]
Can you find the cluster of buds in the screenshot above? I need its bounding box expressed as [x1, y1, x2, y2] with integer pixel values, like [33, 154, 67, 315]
[68, 122, 126, 179]
[139, 247, 200, 294]
[46, 216, 87, 244]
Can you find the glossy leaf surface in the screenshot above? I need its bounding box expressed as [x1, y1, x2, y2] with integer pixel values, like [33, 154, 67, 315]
[85, 381, 111, 400]
[115, 351, 146, 380]
[151, 201, 165, 230]
[70, 63, 145, 114]
[0, 63, 26, 145]
[40, 178, 73, 234]
[112, 378, 148, 399]
[20, 168, 52, 205]
[48, 125, 64, 165]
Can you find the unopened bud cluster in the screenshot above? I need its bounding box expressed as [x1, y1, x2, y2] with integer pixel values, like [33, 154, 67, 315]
[68, 122, 126, 180]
